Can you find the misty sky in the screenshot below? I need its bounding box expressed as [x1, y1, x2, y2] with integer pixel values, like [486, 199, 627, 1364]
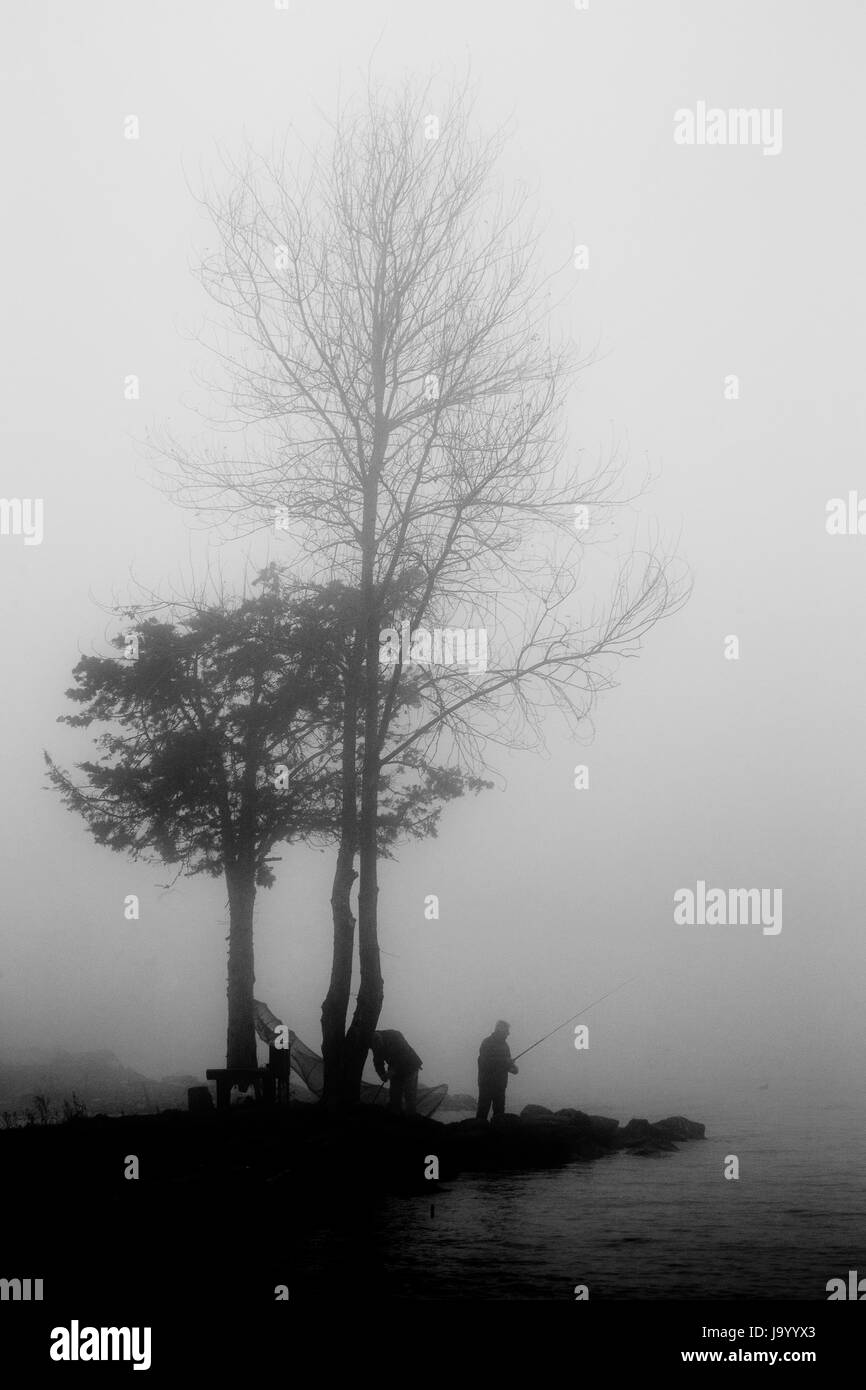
[2, 0, 864, 1120]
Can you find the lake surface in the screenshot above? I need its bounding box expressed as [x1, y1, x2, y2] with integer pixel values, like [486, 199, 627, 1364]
[294, 1099, 866, 1300]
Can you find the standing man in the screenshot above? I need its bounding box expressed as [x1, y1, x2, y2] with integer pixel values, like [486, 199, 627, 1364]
[371, 1029, 423, 1115]
[476, 1020, 519, 1122]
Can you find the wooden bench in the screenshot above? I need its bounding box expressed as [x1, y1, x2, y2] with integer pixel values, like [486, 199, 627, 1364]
[205, 1067, 275, 1112]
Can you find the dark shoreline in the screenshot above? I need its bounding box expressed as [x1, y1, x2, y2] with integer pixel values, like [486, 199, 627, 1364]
[0, 1100, 707, 1210]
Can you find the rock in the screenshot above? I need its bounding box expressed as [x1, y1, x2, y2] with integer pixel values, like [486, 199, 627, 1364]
[650, 1115, 705, 1142]
[520, 1104, 553, 1119]
[620, 1118, 653, 1143]
[619, 1115, 704, 1148]
[449, 1115, 574, 1170]
[587, 1114, 620, 1139]
[492, 1113, 523, 1130]
[552, 1110, 620, 1147]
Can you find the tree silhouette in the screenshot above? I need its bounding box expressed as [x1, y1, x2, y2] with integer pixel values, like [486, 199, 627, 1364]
[156, 79, 688, 1102]
[46, 572, 485, 1074]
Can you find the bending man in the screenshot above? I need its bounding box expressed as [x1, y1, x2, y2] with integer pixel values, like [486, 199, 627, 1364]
[371, 1029, 423, 1115]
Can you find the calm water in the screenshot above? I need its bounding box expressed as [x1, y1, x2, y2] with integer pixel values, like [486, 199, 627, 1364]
[297, 1100, 866, 1300]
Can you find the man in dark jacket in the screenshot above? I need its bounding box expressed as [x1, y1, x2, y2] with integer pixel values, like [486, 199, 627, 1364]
[371, 1029, 423, 1115]
[476, 1020, 519, 1121]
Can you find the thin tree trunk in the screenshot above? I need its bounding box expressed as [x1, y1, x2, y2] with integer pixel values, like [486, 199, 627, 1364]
[321, 660, 361, 1108]
[225, 862, 257, 1070]
[343, 796, 383, 1098]
[343, 293, 387, 1102]
[343, 610, 385, 1100]
[321, 840, 356, 1108]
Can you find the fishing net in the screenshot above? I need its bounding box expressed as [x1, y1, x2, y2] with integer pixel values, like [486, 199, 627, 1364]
[253, 1001, 447, 1117]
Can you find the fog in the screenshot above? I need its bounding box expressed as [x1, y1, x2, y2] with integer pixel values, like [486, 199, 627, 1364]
[2, 0, 864, 1122]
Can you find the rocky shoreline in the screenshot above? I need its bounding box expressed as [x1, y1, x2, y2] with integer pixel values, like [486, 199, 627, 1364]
[446, 1106, 706, 1169]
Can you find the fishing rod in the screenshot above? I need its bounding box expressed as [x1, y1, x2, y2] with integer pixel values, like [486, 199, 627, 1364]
[510, 976, 639, 1062]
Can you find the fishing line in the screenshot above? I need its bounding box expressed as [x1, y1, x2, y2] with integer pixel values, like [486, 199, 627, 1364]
[511, 976, 639, 1062]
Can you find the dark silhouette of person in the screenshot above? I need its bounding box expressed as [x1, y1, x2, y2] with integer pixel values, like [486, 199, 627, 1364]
[371, 1029, 423, 1115]
[476, 1020, 519, 1121]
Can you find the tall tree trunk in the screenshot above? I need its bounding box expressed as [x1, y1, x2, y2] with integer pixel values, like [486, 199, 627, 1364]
[343, 788, 383, 1098]
[344, 291, 387, 1101]
[321, 663, 360, 1108]
[321, 840, 356, 1108]
[343, 609, 385, 1100]
[225, 862, 257, 1070]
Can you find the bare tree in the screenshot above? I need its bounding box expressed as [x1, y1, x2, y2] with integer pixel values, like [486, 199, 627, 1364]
[154, 78, 689, 1104]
